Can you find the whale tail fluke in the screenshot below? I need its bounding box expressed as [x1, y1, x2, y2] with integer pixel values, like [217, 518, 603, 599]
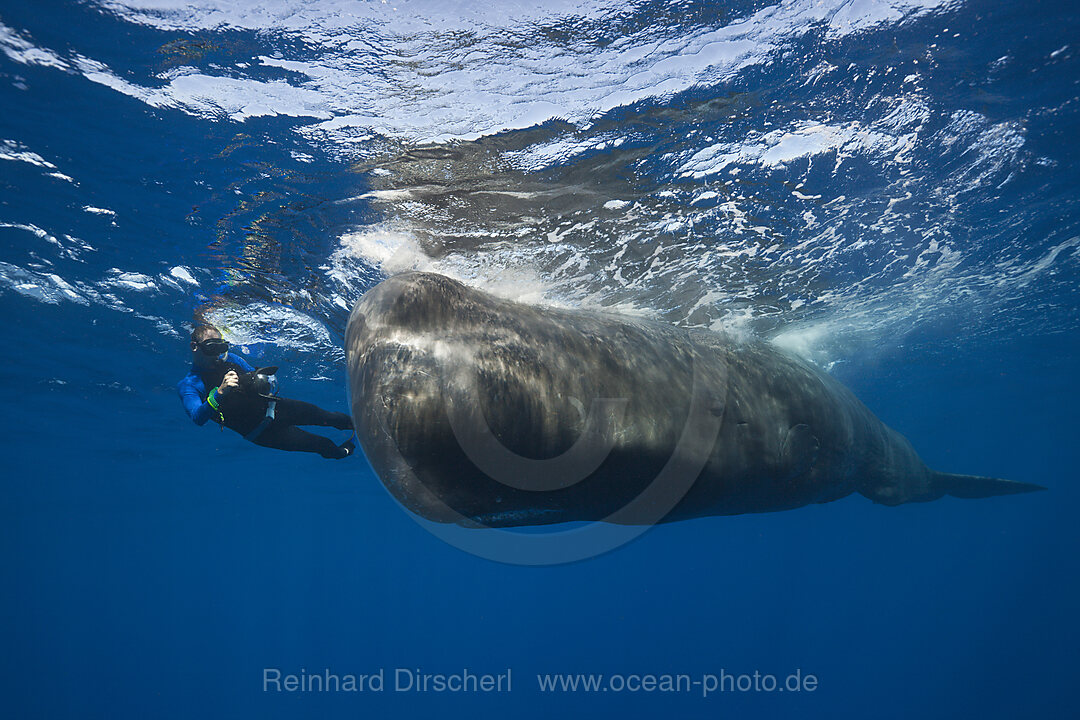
[932, 472, 1047, 499]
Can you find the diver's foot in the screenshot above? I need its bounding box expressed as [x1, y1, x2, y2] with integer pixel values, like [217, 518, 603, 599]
[332, 439, 356, 459]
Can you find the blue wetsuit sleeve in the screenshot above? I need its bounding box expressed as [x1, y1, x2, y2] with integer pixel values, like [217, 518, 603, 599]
[177, 372, 215, 426]
[228, 352, 256, 372]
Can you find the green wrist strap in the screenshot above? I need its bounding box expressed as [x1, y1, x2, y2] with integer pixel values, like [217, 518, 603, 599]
[207, 387, 225, 426]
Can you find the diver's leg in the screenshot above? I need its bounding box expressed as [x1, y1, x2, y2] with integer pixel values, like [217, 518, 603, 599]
[273, 398, 352, 429]
[255, 424, 349, 459]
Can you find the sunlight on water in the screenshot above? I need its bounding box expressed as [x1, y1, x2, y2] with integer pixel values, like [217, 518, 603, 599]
[0, 0, 1077, 369]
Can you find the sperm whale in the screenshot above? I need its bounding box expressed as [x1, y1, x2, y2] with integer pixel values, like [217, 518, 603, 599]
[345, 272, 1043, 527]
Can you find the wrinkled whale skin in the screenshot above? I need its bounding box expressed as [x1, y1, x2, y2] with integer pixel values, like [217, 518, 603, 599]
[346, 272, 1043, 527]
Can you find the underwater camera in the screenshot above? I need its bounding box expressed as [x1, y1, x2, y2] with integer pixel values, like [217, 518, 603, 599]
[237, 366, 280, 400]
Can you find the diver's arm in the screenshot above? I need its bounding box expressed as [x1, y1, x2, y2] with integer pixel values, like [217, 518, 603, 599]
[227, 352, 255, 372]
[177, 374, 216, 426]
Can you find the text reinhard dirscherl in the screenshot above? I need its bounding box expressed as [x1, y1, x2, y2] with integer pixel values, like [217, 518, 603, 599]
[263, 668, 511, 694]
[262, 668, 819, 697]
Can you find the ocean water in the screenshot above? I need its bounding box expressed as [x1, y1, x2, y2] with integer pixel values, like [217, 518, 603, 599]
[1, 0, 1077, 717]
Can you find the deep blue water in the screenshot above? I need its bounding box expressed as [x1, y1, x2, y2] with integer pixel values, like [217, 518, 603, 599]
[2, 1, 1078, 718]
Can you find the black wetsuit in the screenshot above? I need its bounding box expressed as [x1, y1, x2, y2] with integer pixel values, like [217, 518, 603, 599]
[178, 353, 353, 459]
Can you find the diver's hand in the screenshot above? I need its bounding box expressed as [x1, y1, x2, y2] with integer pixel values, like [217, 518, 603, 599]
[218, 370, 240, 395]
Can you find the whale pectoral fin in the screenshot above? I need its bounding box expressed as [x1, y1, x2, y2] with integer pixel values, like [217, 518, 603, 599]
[932, 472, 1047, 499]
[780, 423, 820, 480]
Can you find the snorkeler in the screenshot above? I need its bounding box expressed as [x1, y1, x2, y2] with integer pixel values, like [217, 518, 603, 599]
[177, 324, 356, 459]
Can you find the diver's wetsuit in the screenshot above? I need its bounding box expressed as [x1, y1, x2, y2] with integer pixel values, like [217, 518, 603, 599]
[177, 352, 353, 459]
